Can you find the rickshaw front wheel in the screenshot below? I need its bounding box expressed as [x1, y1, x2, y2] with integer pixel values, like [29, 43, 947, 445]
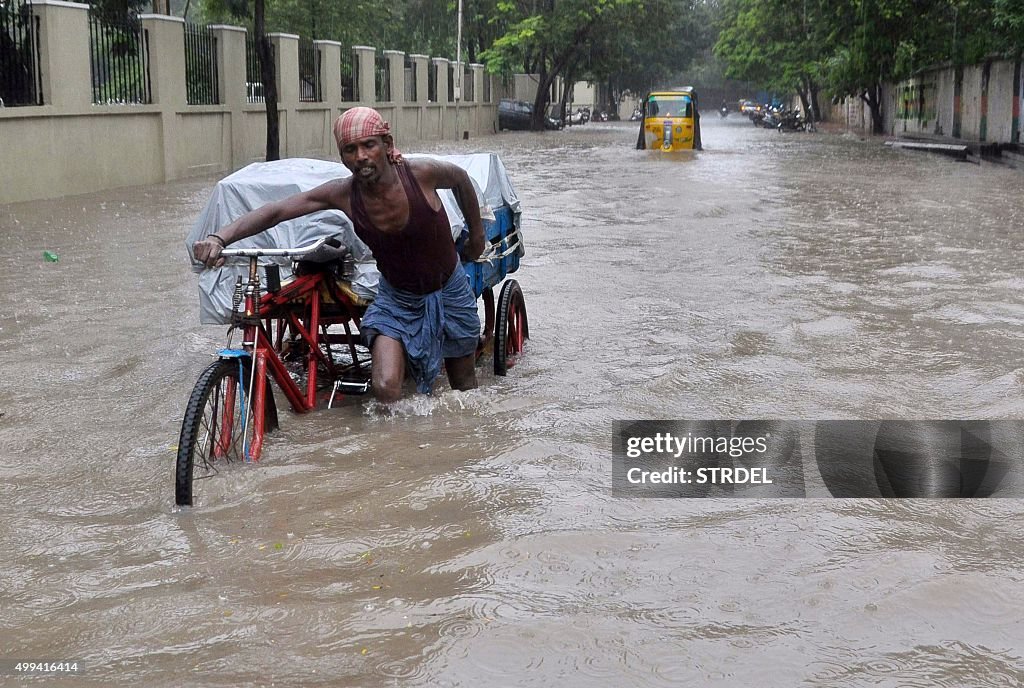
[175, 359, 274, 506]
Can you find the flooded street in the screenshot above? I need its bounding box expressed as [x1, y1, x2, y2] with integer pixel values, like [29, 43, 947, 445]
[2, 115, 1023, 685]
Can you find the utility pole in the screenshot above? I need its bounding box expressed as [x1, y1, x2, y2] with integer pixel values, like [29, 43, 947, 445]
[455, 0, 464, 138]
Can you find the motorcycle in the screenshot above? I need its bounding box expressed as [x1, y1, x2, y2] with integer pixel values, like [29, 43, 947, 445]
[567, 108, 588, 126]
[760, 107, 783, 129]
[719, 105, 729, 118]
[777, 110, 806, 132]
[630, 107, 642, 121]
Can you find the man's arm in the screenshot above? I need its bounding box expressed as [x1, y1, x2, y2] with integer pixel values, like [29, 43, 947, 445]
[416, 159, 485, 262]
[193, 179, 347, 268]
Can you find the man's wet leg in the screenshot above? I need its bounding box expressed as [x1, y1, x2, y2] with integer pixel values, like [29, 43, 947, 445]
[445, 354, 477, 391]
[372, 335, 405, 402]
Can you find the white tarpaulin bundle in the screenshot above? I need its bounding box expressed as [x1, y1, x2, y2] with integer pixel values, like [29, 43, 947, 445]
[186, 154, 522, 324]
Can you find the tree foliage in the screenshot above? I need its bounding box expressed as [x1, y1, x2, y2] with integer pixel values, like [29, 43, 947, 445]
[714, 0, 1024, 133]
[480, 0, 714, 128]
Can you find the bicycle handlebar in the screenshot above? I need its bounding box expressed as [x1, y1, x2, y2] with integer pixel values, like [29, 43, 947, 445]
[216, 230, 520, 264]
[218, 236, 331, 259]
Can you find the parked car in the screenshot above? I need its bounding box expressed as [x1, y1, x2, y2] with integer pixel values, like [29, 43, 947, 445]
[498, 99, 533, 130]
[498, 98, 562, 131]
[545, 104, 565, 129]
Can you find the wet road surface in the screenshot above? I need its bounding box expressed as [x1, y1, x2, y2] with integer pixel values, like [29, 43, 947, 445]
[2, 115, 1023, 686]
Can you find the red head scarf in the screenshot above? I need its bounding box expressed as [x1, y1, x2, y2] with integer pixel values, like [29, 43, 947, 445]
[333, 107, 403, 164]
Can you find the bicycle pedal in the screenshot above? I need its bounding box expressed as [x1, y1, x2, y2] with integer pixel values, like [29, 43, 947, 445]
[337, 380, 371, 393]
[328, 378, 371, 407]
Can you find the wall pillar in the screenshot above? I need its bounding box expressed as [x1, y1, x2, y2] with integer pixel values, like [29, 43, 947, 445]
[315, 40, 342, 154]
[953, 66, 963, 138]
[140, 14, 185, 106]
[210, 25, 246, 169]
[141, 14, 185, 181]
[409, 54, 429, 105]
[352, 46, 376, 103]
[450, 60, 463, 102]
[980, 60, 991, 141]
[211, 25, 246, 107]
[316, 40, 342, 106]
[1013, 58, 1021, 144]
[470, 63, 484, 104]
[433, 57, 450, 104]
[384, 49, 404, 104]
[33, 0, 91, 109]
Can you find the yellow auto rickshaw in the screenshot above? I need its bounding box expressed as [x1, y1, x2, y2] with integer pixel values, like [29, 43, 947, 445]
[635, 87, 702, 151]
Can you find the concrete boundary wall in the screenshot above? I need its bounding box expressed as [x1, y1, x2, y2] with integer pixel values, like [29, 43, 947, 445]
[0, 2, 501, 204]
[827, 57, 1023, 145]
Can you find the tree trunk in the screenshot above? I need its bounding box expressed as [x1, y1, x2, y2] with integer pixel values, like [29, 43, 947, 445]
[861, 84, 883, 135]
[254, 0, 279, 161]
[531, 48, 552, 130]
[557, 71, 571, 127]
[797, 84, 810, 120]
[800, 75, 821, 122]
[809, 81, 822, 122]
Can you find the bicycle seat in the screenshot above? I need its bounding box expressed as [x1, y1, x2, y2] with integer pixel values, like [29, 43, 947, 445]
[294, 237, 356, 282]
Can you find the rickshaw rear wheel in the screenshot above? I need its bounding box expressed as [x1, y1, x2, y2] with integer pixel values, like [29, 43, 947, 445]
[494, 279, 528, 376]
[175, 359, 276, 506]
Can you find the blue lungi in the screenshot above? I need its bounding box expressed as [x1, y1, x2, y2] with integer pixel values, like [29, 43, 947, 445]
[361, 262, 480, 394]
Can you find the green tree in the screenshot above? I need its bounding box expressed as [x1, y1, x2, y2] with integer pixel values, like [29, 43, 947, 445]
[714, 0, 1012, 134]
[714, 0, 830, 121]
[993, 0, 1024, 55]
[482, 0, 709, 129]
[826, 0, 1001, 133]
[587, 0, 714, 105]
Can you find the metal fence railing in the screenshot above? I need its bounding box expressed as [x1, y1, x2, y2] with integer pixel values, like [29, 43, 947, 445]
[482, 70, 491, 103]
[341, 48, 357, 101]
[427, 61, 437, 102]
[447, 63, 454, 102]
[245, 35, 264, 102]
[298, 37, 320, 102]
[184, 22, 218, 105]
[404, 54, 416, 102]
[88, 8, 151, 105]
[374, 50, 389, 102]
[1, 0, 42, 106]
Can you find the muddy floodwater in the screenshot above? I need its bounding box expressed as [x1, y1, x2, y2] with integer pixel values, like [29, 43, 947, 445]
[2, 116, 1024, 686]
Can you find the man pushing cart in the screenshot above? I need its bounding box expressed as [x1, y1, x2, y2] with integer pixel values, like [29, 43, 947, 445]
[177, 108, 528, 505]
[192, 107, 519, 401]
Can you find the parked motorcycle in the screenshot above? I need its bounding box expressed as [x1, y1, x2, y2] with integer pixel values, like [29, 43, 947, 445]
[777, 109, 806, 132]
[760, 107, 784, 129]
[566, 108, 588, 126]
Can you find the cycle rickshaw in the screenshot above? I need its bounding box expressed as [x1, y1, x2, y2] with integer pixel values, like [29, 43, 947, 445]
[175, 155, 528, 506]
